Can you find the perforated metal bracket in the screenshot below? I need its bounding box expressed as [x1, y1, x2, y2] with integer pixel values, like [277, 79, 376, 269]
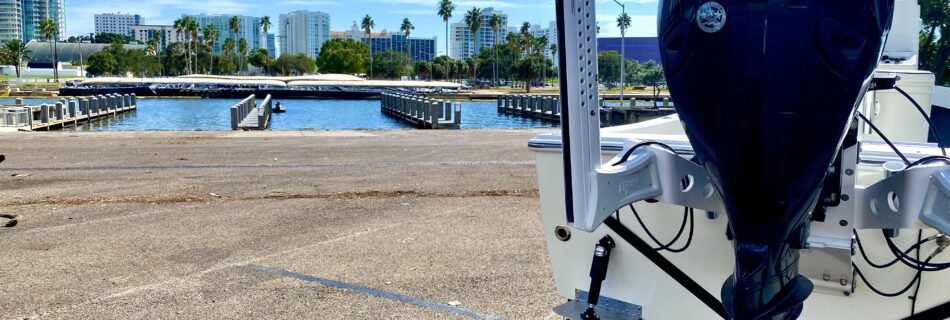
[574, 140, 724, 232]
[855, 165, 950, 233]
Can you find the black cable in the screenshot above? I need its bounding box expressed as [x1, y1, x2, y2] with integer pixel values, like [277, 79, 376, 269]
[853, 230, 935, 269]
[853, 255, 933, 297]
[629, 204, 693, 252]
[894, 86, 947, 155]
[883, 231, 950, 271]
[613, 141, 677, 166]
[906, 155, 950, 169]
[857, 112, 911, 165]
[911, 230, 923, 316]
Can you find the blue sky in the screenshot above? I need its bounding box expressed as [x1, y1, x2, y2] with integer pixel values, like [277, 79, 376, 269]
[67, 0, 660, 54]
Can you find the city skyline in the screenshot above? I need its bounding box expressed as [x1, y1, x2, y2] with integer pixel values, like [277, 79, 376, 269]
[66, 0, 660, 55]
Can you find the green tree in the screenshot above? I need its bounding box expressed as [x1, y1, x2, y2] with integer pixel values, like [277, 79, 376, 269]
[274, 53, 316, 75]
[248, 48, 270, 74]
[414, 60, 432, 79]
[437, 0, 455, 78]
[86, 51, 117, 76]
[91, 33, 137, 44]
[638, 60, 666, 107]
[372, 50, 411, 79]
[598, 51, 621, 83]
[361, 15, 375, 78]
[39, 18, 59, 81]
[513, 54, 544, 92]
[214, 53, 236, 75]
[3, 39, 29, 79]
[464, 7, 482, 80]
[921, 0, 950, 84]
[431, 55, 455, 80]
[316, 38, 370, 74]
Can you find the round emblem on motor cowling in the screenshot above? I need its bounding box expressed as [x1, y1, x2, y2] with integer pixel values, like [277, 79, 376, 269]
[696, 2, 726, 33]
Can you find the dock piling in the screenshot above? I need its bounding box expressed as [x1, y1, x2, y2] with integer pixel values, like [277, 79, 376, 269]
[380, 92, 460, 129]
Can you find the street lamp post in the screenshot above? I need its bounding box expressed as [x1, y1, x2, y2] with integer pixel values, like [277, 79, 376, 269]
[613, 0, 626, 103]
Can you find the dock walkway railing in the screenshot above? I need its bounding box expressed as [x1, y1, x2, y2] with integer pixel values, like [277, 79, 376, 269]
[1, 94, 137, 131]
[231, 94, 273, 130]
[497, 94, 561, 123]
[381, 92, 461, 129]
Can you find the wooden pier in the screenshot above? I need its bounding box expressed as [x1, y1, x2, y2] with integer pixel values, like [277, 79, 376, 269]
[496, 94, 561, 122]
[381, 92, 461, 129]
[0, 94, 138, 131]
[231, 94, 273, 130]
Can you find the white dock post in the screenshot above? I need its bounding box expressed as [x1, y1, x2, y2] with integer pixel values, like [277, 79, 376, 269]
[15, 98, 22, 106]
[454, 103, 462, 127]
[663, 97, 670, 108]
[130, 94, 137, 108]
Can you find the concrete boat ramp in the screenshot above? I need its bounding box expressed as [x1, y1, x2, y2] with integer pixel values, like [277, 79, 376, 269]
[0, 130, 561, 319]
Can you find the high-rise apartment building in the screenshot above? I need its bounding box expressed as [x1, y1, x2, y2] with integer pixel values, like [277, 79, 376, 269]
[0, 0, 21, 42]
[449, 7, 508, 60]
[0, 0, 65, 42]
[266, 33, 277, 58]
[94, 12, 142, 36]
[278, 10, 330, 60]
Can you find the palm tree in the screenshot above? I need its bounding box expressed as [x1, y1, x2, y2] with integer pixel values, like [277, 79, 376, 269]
[400, 18, 415, 61]
[38, 18, 59, 81]
[3, 39, 29, 79]
[204, 25, 218, 74]
[260, 16, 271, 73]
[260, 16, 271, 36]
[229, 16, 241, 74]
[361, 15, 375, 78]
[463, 7, 482, 80]
[437, 0, 455, 79]
[238, 38, 248, 75]
[536, 35, 549, 84]
[488, 14, 502, 86]
[151, 31, 164, 76]
[187, 17, 201, 74]
[617, 12, 631, 99]
[173, 18, 188, 74]
[222, 37, 235, 74]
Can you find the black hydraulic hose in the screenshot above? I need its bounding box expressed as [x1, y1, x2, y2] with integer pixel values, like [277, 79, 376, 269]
[906, 155, 950, 169]
[629, 204, 692, 252]
[613, 141, 677, 166]
[852, 256, 932, 297]
[883, 231, 950, 271]
[858, 112, 911, 165]
[603, 216, 730, 319]
[894, 86, 947, 155]
[853, 230, 935, 269]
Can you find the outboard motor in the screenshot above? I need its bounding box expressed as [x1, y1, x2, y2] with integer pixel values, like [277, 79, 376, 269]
[658, 1, 894, 319]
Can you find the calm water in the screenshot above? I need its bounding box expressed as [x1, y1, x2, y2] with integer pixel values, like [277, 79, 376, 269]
[1, 98, 557, 131]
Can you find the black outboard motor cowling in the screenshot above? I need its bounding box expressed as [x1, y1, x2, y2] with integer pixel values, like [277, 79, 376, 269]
[658, 1, 894, 319]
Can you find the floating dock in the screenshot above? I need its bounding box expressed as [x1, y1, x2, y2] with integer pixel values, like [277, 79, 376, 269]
[1, 94, 137, 131]
[380, 92, 461, 129]
[497, 94, 562, 122]
[230, 94, 273, 131]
